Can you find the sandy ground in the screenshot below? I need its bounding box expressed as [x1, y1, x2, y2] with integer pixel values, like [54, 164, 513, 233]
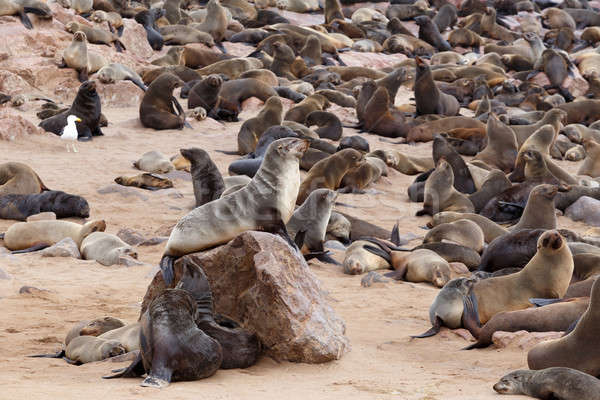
[0, 102, 589, 399]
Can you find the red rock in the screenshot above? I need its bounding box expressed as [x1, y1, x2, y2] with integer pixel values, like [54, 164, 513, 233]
[95, 80, 144, 108]
[0, 109, 46, 140]
[339, 51, 408, 69]
[492, 330, 564, 350]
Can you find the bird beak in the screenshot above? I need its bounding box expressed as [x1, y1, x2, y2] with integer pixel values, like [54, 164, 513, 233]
[76, 118, 82, 122]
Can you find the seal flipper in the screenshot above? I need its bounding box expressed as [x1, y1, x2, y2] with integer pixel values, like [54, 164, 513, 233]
[77, 68, 89, 83]
[411, 316, 443, 338]
[62, 357, 80, 365]
[18, 11, 33, 29]
[529, 298, 562, 307]
[461, 291, 482, 339]
[116, 25, 124, 37]
[12, 243, 51, 254]
[103, 352, 145, 379]
[390, 222, 401, 246]
[215, 42, 227, 54]
[363, 244, 392, 264]
[29, 349, 65, 358]
[114, 40, 126, 53]
[127, 77, 148, 92]
[159, 254, 177, 286]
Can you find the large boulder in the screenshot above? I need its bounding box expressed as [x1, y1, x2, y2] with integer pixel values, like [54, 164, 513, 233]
[565, 196, 600, 227]
[0, 109, 46, 140]
[141, 231, 349, 363]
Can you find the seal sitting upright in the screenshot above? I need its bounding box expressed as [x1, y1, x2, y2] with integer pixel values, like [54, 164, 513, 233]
[160, 138, 309, 284]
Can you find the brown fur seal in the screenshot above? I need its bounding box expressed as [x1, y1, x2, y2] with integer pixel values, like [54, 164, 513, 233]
[466, 298, 589, 349]
[287, 188, 337, 254]
[359, 84, 412, 138]
[0, 191, 89, 221]
[180, 148, 225, 207]
[97, 63, 147, 91]
[368, 149, 434, 175]
[297, 148, 362, 205]
[494, 368, 600, 400]
[188, 74, 222, 111]
[97, 323, 141, 353]
[463, 230, 573, 328]
[433, 135, 476, 194]
[284, 94, 330, 123]
[151, 46, 184, 66]
[134, 151, 173, 173]
[81, 232, 137, 266]
[61, 31, 107, 82]
[91, 10, 124, 36]
[305, 111, 342, 141]
[65, 21, 125, 52]
[417, 159, 474, 216]
[194, 0, 228, 50]
[140, 73, 186, 130]
[343, 240, 390, 275]
[527, 278, 600, 376]
[577, 139, 600, 177]
[182, 46, 233, 69]
[424, 219, 485, 253]
[3, 219, 106, 252]
[468, 170, 512, 213]
[415, 15, 451, 51]
[558, 100, 600, 126]
[324, 0, 343, 24]
[510, 184, 558, 231]
[542, 7, 577, 30]
[0, 162, 47, 196]
[63, 336, 126, 364]
[414, 56, 459, 116]
[159, 138, 309, 284]
[105, 287, 222, 386]
[448, 28, 485, 49]
[339, 158, 383, 194]
[430, 211, 508, 243]
[211, 78, 278, 121]
[474, 113, 518, 173]
[407, 117, 485, 143]
[159, 25, 215, 47]
[481, 7, 520, 41]
[114, 173, 173, 190]
[237, 96, 283, 155]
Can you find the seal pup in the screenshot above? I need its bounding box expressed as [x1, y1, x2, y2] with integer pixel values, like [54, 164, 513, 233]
[96, 63, 147, 92]
[237, 96, 283, 155]
[417, 159, 474, 216]
[160, 138, 309, 285]
[180, 148, 225, 207]
[39, 81, 103, 139]
[577, 139, 600, 178]
[60, 31, 107, 83]
[527, 278, 600, 376]
[65, 21, 125, 52]
[114, 174, 173, 190]
[3, 219, 106, 252]
[0, 191, 89, 221]
[80, 232, 137, 266]
[296, 148, 363, 205]
[139, 73, 187, 130]
[494, 368, 600, 400]
[463, 230, 574, 329]
[133, 151, 174, 174]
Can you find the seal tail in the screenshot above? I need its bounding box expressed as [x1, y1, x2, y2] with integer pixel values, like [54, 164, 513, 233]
[463, 340, 487, 351]
[411, 316, 443, 338]
[29, 350, 65, 358]
[12, 243, 51, 254]
[159, 254, 177, 286]
[18, 11, 33, 29]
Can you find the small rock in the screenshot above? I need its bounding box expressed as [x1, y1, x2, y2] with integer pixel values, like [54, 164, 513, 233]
[324, 240, 346, 251]
[118, 256, 145, 267]
[565, 196, 600, 226]
[361, 271, 391, 288]
[97, 184, 149, 201]
[492, 330, 564, 350]
[19, 286, 49, 294]
[0, 109, 45, 140]
[40, 237, 81, 259]
[117, 228, 146, 246]
[26, 212, 56, 222]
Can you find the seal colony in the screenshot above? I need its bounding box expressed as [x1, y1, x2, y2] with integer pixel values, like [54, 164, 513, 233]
[5, 0, 600, 396]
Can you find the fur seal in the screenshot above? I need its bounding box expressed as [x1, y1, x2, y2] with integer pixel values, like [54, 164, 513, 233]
[237, 96, 283, 154]
[97, 323, 141, 353]
[91, 10, 124, 36]
[337, 135, 369, 153]
[65, 21, 124, 52]
[134, 151, 173, 174]
[414, 56, 459, 116]
[188, 74, 222, 111]
[358, 83, 412, 138]
[97, 63, 147, 91]
[424, 219, 484, 253]
[467, 299, 589, 349]
[60, 31, 107, 82]
[159, 25, 215, 47]
[194, 0, 228, 50]
[81, 232, 137, 266]
[494, 368, 600, 400]
[433, 135, 476, 194]
[343, 240, 390, 275]
[135, 9, 165, 51]
[481, 7, 520, 41]
[180, 148, 225, 207]
[339, 158, 383, 194]
[430, 211, 508, 243]
[140, 73, 186, 130]
[39, 80, 103, 139]
[407, 117, 485, 143]
[296, 148, 363, 205]
[577, 139, 600, 177]
[474, 113, 518, 173]
[105, 288, 221, 387]
[284, 94, 330, 123]
[417, 159, 475, 216]
[510, 184, 558, 231]
[463, 230, 573, 328]
[415, 15, 451, 51]
[160, 138, 309, 284]
[0, 162, 47, 196]
[287, 188, 337, 254]
[412, 276, 478, 338]
[527, 278, 600, 376]
[3, 219, 106, 252]
[305, 111, 342, 141]
[479, 229, 546, 273]
[63, 336, 126, 364]
[0, 191, 89, 221]
[114, 173, 173, 190]
[468, 169, 512, 213]
[211, 78, 278, 121]
[368, 149, 434, 175]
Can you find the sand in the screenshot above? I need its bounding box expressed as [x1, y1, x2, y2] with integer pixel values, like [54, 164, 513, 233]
[2, 101, 590, 399]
